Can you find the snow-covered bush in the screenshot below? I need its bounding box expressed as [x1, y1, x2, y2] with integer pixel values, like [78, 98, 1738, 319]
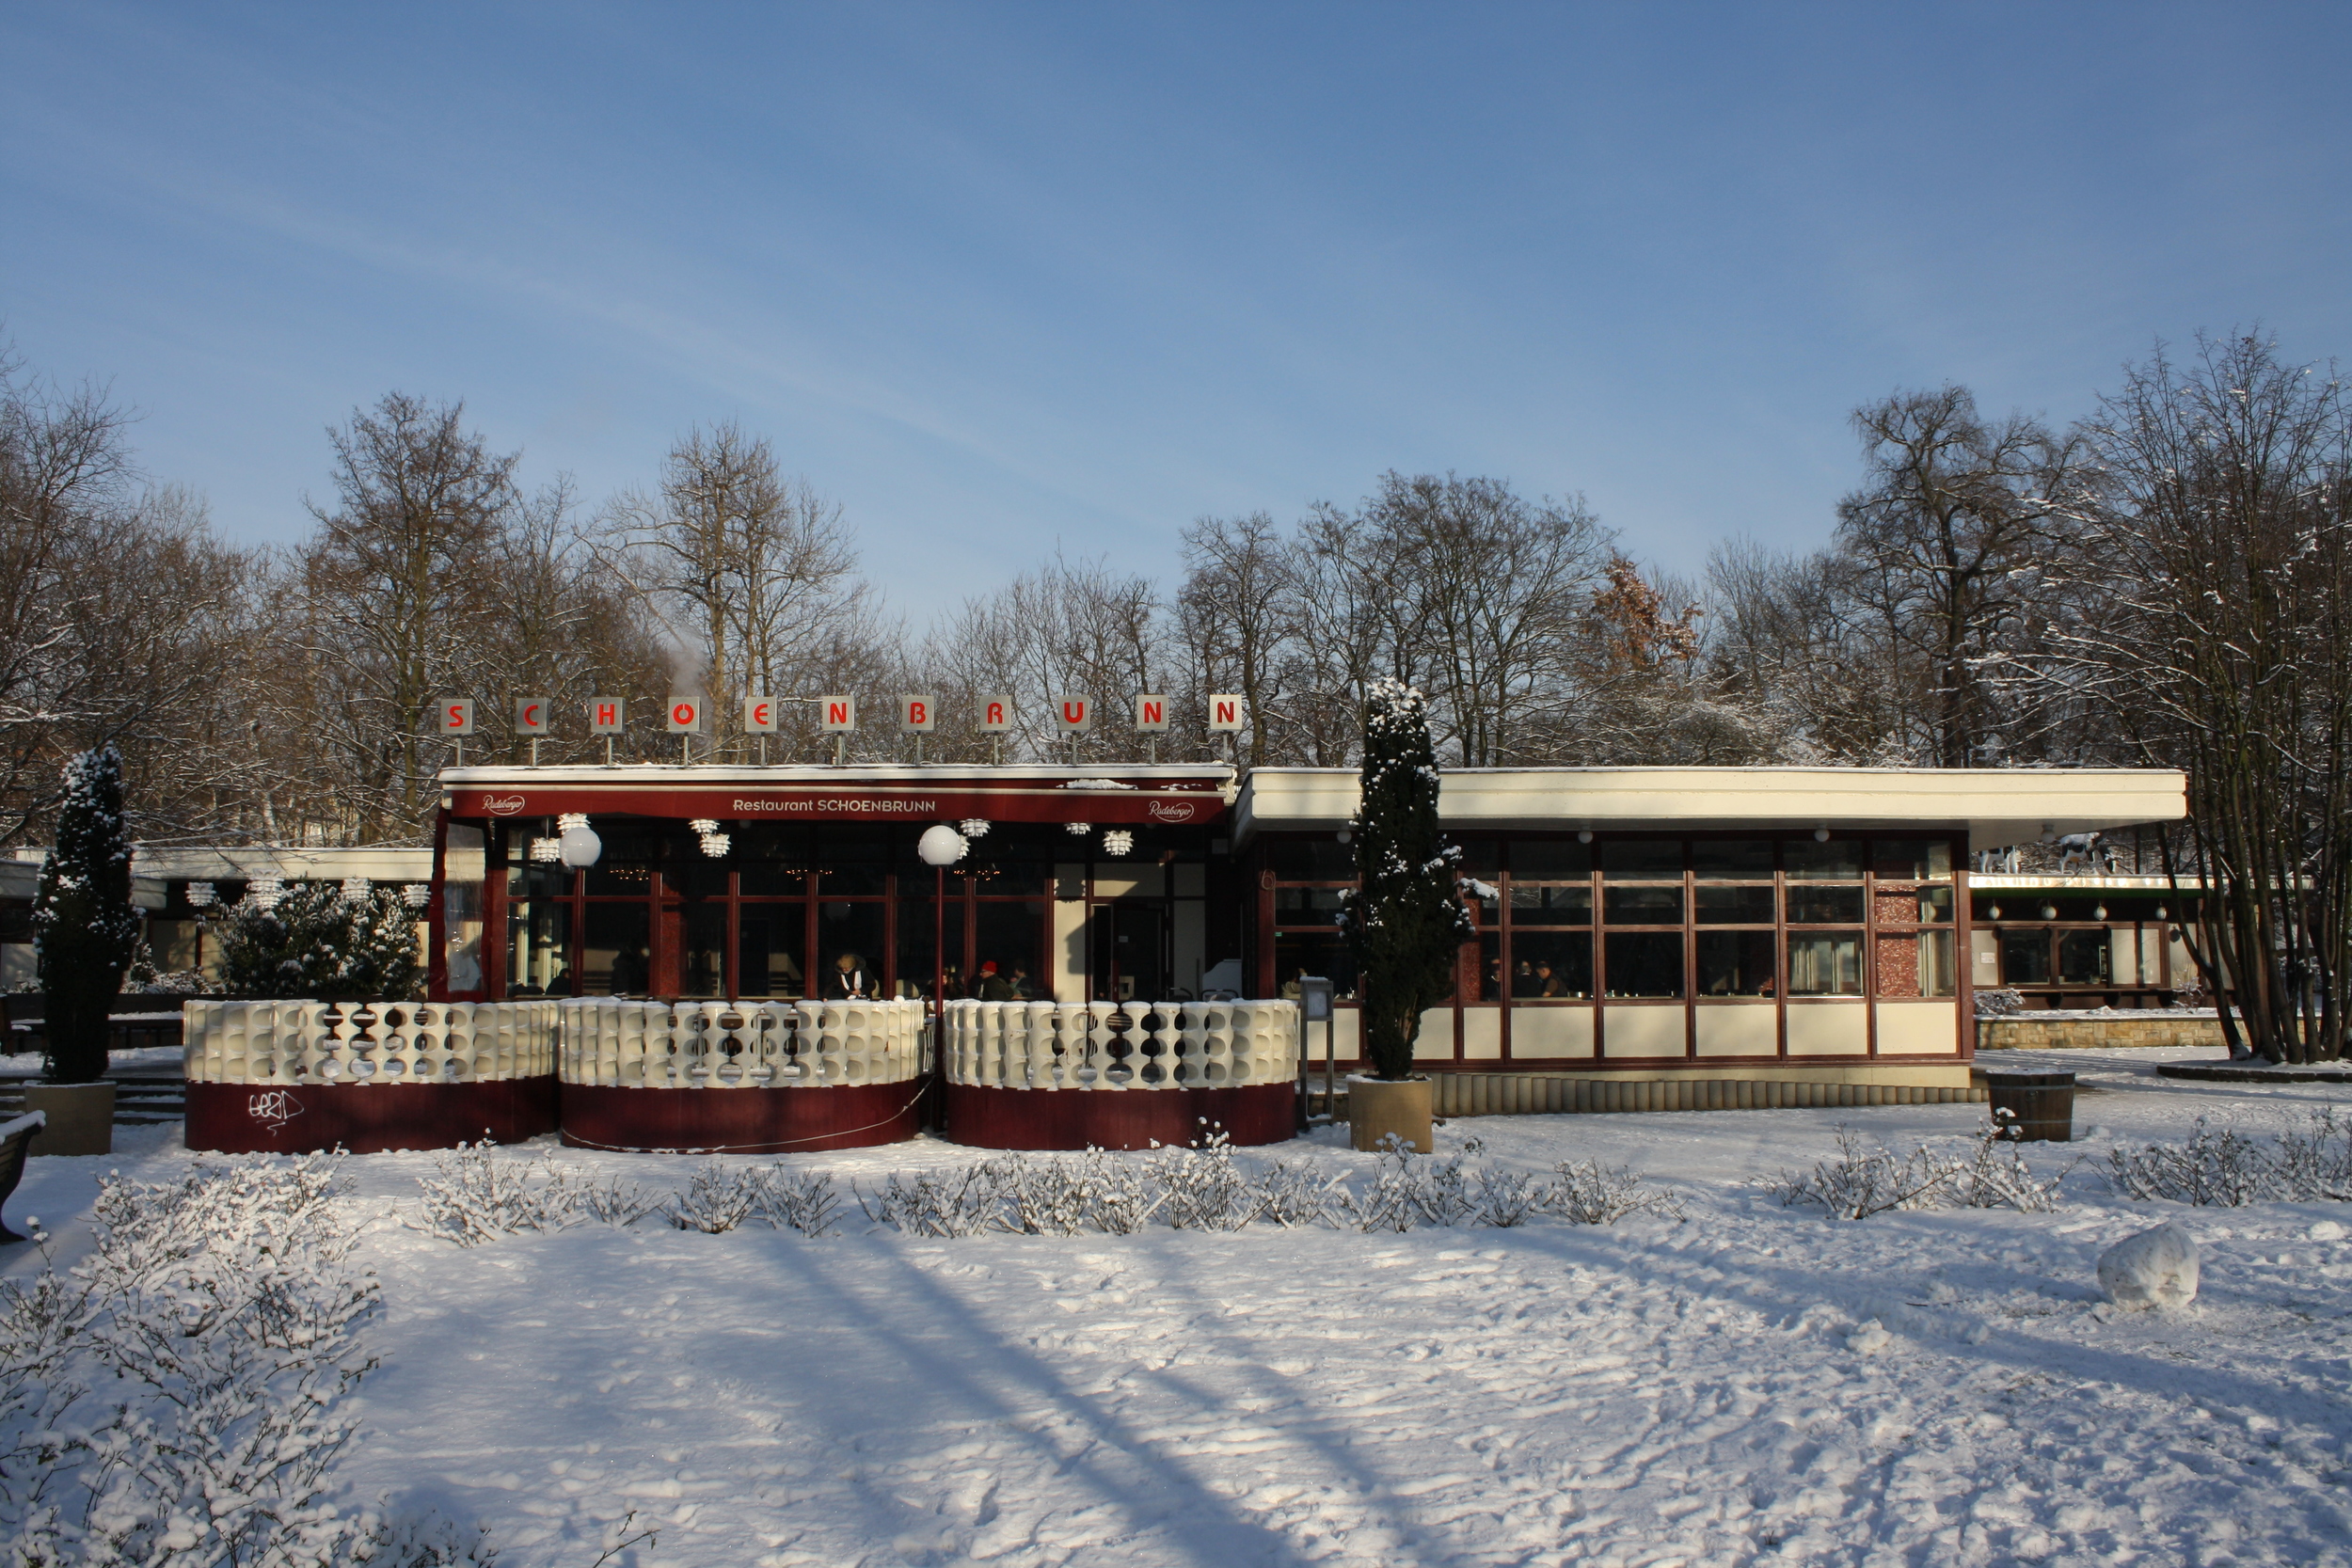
[416, 1141, 587, 1245]
[1251, 1161, 1348, 1228]
[1, 1153, 388, 1566]
[1770, 1126, 1956, 1219]
[212, 880, 421, 1000]
[666, 1160, 767, 1233]
[1546, 1160, 1688, 1225]
[1148, 1126, 1256, 1230]
[1973, 988, 2026, 1019]
[2106, 1111, 2352, 1205]
[1772, 1120, 2068, 1217]
[855, 1164, 1009, 1238]
[755, 1168, 844, 1237]
[997, 1150, 1157, 1236]
[1947, 1111, 2069, 1212]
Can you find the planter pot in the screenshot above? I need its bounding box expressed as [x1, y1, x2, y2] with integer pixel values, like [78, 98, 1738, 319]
[1982, 1070, 2074, 1143]
[23, 1083, 115, 1157]
[1348, 1073, 1433, 1153]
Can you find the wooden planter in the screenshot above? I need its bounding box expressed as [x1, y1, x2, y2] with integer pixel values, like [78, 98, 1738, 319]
[1347, 1074, 1432, 1153]
[23, 1083, 114, 1157]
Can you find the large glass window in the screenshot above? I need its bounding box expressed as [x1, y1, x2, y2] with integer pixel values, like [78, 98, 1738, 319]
[1601, 841, 1684, 879]
[737, 903, 806, 997]
[1691, 840, 1775, 879]
[681, 904, 726, 998]
[1695, 885, 1774, 924]
[816, 901, 886, 997]
[2002, 930, 2052, 985]
[507, 900, 571, 996]
[1871, 840, 1954, 881]
[1787, 885, 1865, 924]
[973, 901, 1045, 1000]
[1788, 933, 1863, 995]
[2058, 929, 2112, 986]
[583, 902, 651, 995]
[1511, 883, 1592, 924]
[1605, 931, 1684, 997]
[1510, 840, 1591, 879]
[1511, 930, 1592, 997]
[1697, 930, 1776, 996]
[1276, 886, 1348, 925]
[1786, 840, 1866, 880]
[1275, 931, 1358, 1000]
[1605, 885, 1684, 924]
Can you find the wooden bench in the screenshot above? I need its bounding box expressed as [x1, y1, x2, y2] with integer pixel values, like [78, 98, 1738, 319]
[3, 995, 209, 1054]
[0, 1110, 40, 1243]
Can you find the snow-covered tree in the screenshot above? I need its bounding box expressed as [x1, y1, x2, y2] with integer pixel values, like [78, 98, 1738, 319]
[33, 745, 137, 1084]
[212, 882, 421, 1000]
[1342, 680, 1470, 1080]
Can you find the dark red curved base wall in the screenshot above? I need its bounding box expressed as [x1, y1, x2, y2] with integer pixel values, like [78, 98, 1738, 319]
[945, 1082, 1297, 1150]
[185, 1076, 559, 1155]
[559, 1080, 925, 1153]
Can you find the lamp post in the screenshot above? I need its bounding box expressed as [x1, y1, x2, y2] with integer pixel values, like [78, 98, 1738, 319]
[916, 824, 969, 1028]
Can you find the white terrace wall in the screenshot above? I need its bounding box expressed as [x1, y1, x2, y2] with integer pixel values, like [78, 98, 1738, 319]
[184, 1001, 557, 1085]
[945, 999, 1297, 1091]
[558, 999, 928, 1089]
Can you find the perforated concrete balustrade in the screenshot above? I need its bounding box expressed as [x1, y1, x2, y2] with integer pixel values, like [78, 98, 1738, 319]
[945, 1000, 1298, 1091]
[184, 1001, 558, 1085]
[558, 999, 928, 1089]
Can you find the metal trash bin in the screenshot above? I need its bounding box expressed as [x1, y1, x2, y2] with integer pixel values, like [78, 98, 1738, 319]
[1982, 1070, 2076, 1143]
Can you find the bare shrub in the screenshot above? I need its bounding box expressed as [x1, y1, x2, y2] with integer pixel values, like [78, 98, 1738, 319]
[855, 1164, 1008, 1238]
[1947, 1111, 2069, 1212]
[415, 1141, 650, 1244]
[757, 1167, 845, 1237]
[1770, 1126, 1954, 1219]
[1252, 1161, 1348, 1228]
[666, 1159, 767, 1233]
[1150, 1125, 1257, 1230]
[1546, 1161, 1687, 1225]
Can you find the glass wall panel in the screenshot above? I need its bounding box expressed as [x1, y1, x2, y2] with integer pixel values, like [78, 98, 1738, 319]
[507, 901, 572, 996]
[737, 904, 806, 997]
[897, 899, 967, 999]
[1605, 931, 1684, 997]
[1695, 885, 1775, 924]
[2002, 930, 2052, 984]
[1604, 885, 1683, 924]
[669, 860, 729, 899]
[815, 900, 887, 997]
[681, 904, 726, 998]
[1691, 840, 1775, 879]
[1601, 841, 1683, 880]
[583, 902, 651, 995]
[1696, 930, 1776, 996]
[1274, 931, 1358, 999]
[1787, 885, 1865, 924]
[1510, 930, 1592, 997]
[1510, 840, 1591, 879]
[1509, 884, 1592, 923]
[1786, 840, 1866, 880]
[739, 863, 810, 897]
[1919, 929, 1956, 996]
[1871, 840, 1954, 880]
[1276, 886, 1348, 925]
[2058, 929, 2112, 985]
[973, 902, 1045, 999]
[1788, 933, 1863, 994]
[816, 828, 890, 896]
[1266, 838, 1355, 879]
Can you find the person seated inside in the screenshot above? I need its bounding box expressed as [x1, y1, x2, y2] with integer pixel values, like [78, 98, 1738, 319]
[608, 943, 649, 996]
[828, 951, 875, 999]
[1005, 963, 1033, 1000]
[1532, 958, 1570, 999]
[977, 960, 1021, 1002]
[1512, 959, 1540, 998]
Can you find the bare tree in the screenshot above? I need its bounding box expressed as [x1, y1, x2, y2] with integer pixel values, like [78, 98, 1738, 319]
[292, 393, 520, 838]
[1834, 388, 2082, 766]
[2061, 332, 2352, 1063]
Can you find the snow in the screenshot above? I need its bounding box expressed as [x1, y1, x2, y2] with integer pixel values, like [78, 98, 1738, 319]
[0, 1110, 43, 1140]
[2098, 1222, 2201, 1309]
[9, 1043, 2352, 1565]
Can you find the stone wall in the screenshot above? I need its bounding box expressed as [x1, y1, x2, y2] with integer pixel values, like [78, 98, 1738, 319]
[1977, 1012, 2224, 1051]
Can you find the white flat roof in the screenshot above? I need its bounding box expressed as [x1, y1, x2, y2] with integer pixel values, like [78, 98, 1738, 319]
[1234, 766, 2187, 848]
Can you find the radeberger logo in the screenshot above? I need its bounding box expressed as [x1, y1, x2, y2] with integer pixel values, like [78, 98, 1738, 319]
[1148, 800, 1199, 823]
[483, 795, 527, 816]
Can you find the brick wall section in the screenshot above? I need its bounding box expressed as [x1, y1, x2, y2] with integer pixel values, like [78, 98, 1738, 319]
[1978, 1015, 2226, 1050]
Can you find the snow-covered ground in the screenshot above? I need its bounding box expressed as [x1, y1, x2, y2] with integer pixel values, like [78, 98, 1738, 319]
[11, 1046, 2352, 1567]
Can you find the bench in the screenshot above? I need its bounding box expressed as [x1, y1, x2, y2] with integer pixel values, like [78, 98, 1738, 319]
[3, 995, 208, 1054]
[0, 1110, 40, 1243]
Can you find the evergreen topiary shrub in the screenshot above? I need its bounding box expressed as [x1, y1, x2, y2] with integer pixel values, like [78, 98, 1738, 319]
[34, 746, 139, 1085]
[212, 882, 422, 1001]
[1341, 679, 1470, 1080]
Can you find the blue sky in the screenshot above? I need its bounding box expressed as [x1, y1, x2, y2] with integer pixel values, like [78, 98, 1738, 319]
[5, 3, 2348, 623]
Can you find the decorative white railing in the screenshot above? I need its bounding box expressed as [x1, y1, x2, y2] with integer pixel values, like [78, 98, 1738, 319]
[184, 1001, 558, 1085]
[558, 999, 928, 1089]
[944, 1000, 1297, 1091]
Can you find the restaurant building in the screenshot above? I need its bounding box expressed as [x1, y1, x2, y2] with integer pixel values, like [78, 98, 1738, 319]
[402, 760, 2186, 1085]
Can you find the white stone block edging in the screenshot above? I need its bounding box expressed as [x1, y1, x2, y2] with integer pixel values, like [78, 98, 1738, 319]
[184, 1000, 558, 1086]
[945, 999, 1298, 1091]
[558, 999, 928, 1089]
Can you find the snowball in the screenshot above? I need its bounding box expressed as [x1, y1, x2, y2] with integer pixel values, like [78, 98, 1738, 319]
[1847, 1319, 1891, 1355]
[2097, 1223, 2201, 1310]
[2310, 1220, 2345, 1243]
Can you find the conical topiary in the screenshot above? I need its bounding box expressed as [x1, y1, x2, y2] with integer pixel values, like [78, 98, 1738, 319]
[1341, 680, 1470, 1080]
[34, 746, 140, 1085]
